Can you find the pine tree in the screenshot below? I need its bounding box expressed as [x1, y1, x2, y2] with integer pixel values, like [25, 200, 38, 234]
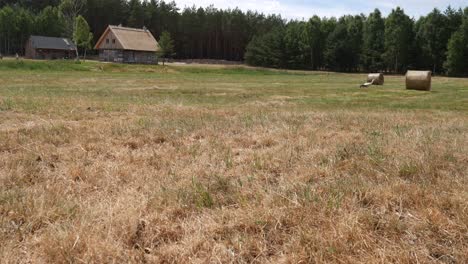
[324, 16, 362, 72]
[0, 6, 16, 54]
[306, 16, 324, 70]
[384, 7, 414, 73]
[35, 6, 66, 37]
[346, 15, 364, 71]
[284, 21, 308, 69]
[158, 31, 174, 66]
[445, 6, 463, 34]
[416, 9, 451, 73]
[127, 0, 145, 28]
[362, 9, 385, 71]
[245, 28, 285, 68]
[324, 20, 349, 71]
[15, 7, 34, 55]
[444, 8, 468, 76]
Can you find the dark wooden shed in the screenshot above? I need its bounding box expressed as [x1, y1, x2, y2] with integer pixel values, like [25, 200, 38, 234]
[94, 25, 160, 64]
[25, 36, 77, 60]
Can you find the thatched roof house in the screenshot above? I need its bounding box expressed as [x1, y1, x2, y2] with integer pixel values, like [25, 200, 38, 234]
[94, 25, 160, 64]
[25, 36, 77, 60]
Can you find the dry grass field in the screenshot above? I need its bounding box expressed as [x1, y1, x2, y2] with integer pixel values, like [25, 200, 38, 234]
[0, 60, 467, 263]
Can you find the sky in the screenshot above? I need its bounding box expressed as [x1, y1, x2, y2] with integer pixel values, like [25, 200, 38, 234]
[172, 0, 467, 19]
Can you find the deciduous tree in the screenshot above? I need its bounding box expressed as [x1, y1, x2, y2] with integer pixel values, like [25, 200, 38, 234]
[73, 15, 92, 60]
[59, 0, 86, 38]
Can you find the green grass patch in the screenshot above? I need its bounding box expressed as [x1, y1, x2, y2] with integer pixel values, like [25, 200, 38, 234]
[0, 59, 467, 112]
[0, 59, 91, 71]
[176, 65, 295, 75]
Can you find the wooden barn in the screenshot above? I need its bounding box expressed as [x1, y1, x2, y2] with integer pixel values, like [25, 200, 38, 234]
[25, 36, 77, 60]
[94, 25, 160, 64]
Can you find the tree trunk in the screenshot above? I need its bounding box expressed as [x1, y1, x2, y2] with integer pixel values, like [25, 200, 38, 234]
[84, 49, 87, 62]
[395, 56, 398, 73]
[310, 48, 314, 70]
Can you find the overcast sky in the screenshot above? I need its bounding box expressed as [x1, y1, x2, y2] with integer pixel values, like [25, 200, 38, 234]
[172, 0, 466, 19]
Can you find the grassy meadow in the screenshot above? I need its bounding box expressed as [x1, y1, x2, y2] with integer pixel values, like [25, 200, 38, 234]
[0, 59, 467, 263]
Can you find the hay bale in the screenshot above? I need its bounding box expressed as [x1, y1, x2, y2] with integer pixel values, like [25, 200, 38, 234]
[406, 71, 431, 91]
[367, 73, 384, 85]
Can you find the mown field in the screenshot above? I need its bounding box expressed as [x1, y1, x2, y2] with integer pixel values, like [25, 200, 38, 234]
[0, 60, 467, 263]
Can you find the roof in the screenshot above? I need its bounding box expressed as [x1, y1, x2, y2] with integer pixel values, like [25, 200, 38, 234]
[94, 25, 160, 52]
[29, 36, 77, 51]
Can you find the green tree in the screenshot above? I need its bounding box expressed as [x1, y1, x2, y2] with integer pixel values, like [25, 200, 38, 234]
[416, 9, 451, 73]
[35, 6, 65, 37]
[324, 16, 363, 72]
[15, 7, 34, 55]
[0, 6, 34, 55]
[1, 0, 467, 70]
[324, 20, 349, 71]
[245, 27, 285, 68]
[444, 8, 468, 76]
[73, 15, 93, 60]
[0, 6, 17, 54]
[0, 1, 61, 11]
[384, 7, 414, 73]
[306, 16, 324, 70]
[346, 15, 364, 71]
[413, 17, 431, 69]
[84, 0, 127, 43]
[158, 30, 174, 65]
[445, 6, 463, 34]
[127, 0, 145, 28]
[362, 9, 385, 71]
[59, 0, 86, 38]
[284, 21, 308, 69]
[319, 17, 337, 69]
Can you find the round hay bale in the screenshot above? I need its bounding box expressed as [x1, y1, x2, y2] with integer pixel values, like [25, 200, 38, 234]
[367, 73, 384, 85]
[406, 71, 431, 91]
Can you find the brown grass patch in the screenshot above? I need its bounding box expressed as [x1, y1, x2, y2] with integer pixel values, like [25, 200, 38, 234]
[1, 105, 467, 263]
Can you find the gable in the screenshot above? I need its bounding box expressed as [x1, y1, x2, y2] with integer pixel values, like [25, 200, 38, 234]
[94, 28, 124, 50]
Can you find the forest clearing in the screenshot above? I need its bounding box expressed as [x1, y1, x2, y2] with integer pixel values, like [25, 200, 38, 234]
[0, 60, 467, 263]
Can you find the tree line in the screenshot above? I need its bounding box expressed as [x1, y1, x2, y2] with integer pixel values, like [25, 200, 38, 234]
[246, 7, 468, 76]
[0, 1, 467, 76]
[0, 0, 283, 61]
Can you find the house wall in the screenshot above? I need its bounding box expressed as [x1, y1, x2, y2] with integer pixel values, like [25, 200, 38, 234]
[25, 39, 36, 59]
[26, 48, 75, 60]
[34, 49, 75, 60]
[99, 49, 124, 63]
[124, 50, 157, 64]
[99, 49, 157, 64]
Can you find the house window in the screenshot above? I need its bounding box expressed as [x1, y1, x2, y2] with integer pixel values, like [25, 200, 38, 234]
[112, 39, 116, 44]
[106, 39, 109, 44]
